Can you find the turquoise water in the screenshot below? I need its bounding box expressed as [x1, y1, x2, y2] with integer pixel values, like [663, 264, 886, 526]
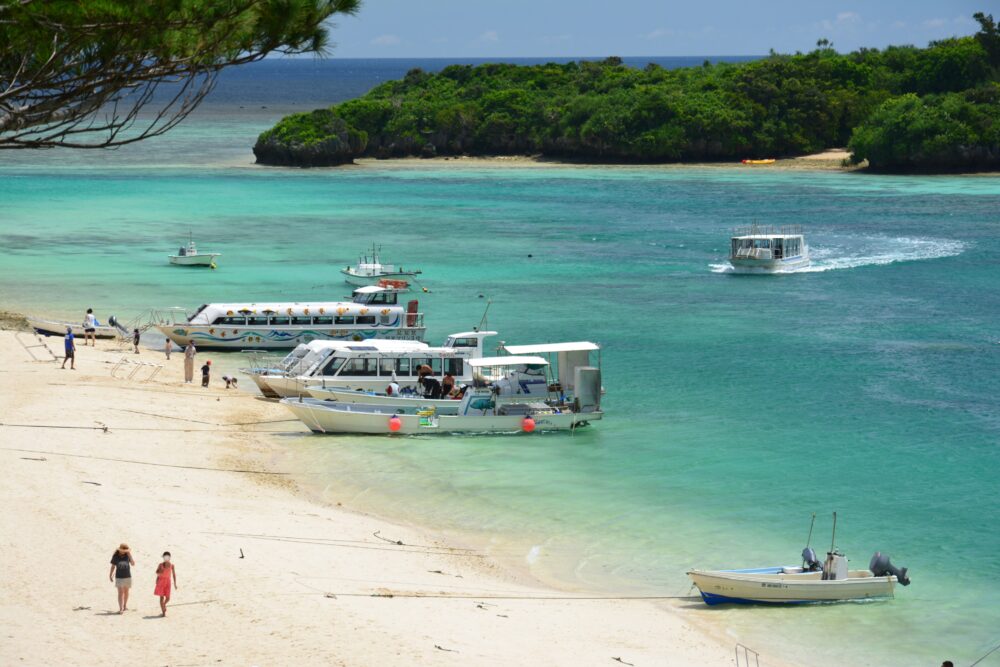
[3, 114, 1000, 665]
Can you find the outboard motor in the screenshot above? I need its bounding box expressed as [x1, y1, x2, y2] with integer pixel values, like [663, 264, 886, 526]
[801, 547, 822, 572]
[869, 551, 910, 586]
[108, 315, 129, 335]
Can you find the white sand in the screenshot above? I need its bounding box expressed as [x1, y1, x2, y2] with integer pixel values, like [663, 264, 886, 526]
[0, 328, 773, 666]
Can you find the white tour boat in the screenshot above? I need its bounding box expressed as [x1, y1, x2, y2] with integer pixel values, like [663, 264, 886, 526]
[341, 243, 421, 287]
[729, 224, 810, 273]
[154, 285, 424, 351]
[281, 356, 603, 435]
[28, 315, 123, 340]
[253, 330, 496, 398]
[688, 514, 910, 605]
[169, 236, 221, 267]
[307, 340, 603, 409]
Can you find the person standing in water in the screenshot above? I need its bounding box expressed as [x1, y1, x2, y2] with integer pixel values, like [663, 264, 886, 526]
[61, 326, 75, 370]
[83, 308, 97, 346]
[109, 543, 135, 614]
[183, 341, 196, 383]
[154, 551, 178, 616]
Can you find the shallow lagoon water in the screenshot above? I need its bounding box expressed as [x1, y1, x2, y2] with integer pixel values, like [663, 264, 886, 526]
[2, 61, 999, 666]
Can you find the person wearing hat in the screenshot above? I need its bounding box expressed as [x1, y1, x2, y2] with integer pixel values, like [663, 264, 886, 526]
[201, 359, 211, 387]
[109, 543, 135, 614]
[183, 341, 197, 383]
[61, 326, 75, 370]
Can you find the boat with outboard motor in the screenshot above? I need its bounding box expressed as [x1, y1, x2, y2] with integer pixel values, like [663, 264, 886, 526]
[154, 284, 424, 351]
[168, 234, 220, 267]
[687, 513, 910, 605]
[28, 314, 126, 340]
[250, 330, 494, 399]
[341, 243, 421, 287]
[281, 356, 603, 435]
[729, 224, 810, 273]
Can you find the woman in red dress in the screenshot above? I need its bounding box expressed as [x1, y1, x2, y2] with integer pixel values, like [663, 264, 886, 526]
[154, 551, 178, 616]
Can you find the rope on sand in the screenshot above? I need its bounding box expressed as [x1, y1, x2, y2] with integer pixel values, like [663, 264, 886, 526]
[0, 445, 293, 475]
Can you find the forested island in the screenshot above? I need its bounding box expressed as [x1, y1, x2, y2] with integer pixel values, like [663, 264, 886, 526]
[254, 13, 1000, 173]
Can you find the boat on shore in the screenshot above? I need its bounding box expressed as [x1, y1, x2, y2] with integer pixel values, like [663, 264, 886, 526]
[729, 224, 810, 273]
[169, 236, 220, 267]
[282, 356, 603, 435]
[28, 315, 123, 340]
[341, 243, 421, 287]
[688, 514, 910, 605]
[154, 284, 424, 351]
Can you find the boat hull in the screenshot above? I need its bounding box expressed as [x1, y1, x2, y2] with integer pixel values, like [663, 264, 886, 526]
[729, 254, 811, 274]
[154, 324, 426, 351]
[341, 269, 420, 287]
[307, 385, 463, 410]
[28, 317, 119, 340]
[687, 568, 896, 605]
[168, 253, 220, 266]
[282, 398, 601, 435]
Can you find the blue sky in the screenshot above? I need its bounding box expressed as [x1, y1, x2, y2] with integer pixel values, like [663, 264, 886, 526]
[323, 1, 987, 57]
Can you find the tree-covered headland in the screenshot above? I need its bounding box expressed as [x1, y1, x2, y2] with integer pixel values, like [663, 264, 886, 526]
[255, 13, 1000, 172]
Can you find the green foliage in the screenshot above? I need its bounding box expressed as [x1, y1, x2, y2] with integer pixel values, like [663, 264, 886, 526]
[261, 15, 1000, 171]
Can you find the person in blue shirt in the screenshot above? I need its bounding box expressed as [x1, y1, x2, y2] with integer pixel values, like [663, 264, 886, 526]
[61, 326, 75, 370]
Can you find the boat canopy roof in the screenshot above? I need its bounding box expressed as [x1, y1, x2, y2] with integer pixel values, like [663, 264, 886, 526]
[447, 330, 498, 339]
[731, 233, 805, 240]
[352, 285, 405, 294]
[304, 339, 428, 353]
[469, 355, 548, 368]
[504, 342, 599, 354]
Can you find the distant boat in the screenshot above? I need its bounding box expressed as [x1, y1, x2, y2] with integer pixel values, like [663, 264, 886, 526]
[687, 513, 910, 605]
[741, 158, 776, 165]
[169, 235, 220, 267]
[341, 243, 421, 287]
[729, 224, 810, 273]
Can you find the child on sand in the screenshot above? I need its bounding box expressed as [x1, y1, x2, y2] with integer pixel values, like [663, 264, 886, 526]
[222, 374, 238, 389]
[154, 551, 178, 616]
[132, 328, 141, 354]
[201, 360, 211, 387]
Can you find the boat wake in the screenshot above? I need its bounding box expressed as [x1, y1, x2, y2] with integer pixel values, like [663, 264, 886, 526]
[710, 236, 965, 274]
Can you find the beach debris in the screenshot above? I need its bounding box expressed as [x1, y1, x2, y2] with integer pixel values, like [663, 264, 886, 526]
[239, 548, 245, 559]
[81, 481, 102, 486]
[373, 530, 404, 546]
[20, 456, 46, 461]
[428, 570, 463, 578]
[434, 645, 458, 653]
[324, 593, 337, 599]
[612, 658, 635, 666]
[496, 614, 508, 618]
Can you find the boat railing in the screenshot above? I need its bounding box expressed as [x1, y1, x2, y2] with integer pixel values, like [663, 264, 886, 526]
[732, 223, 803, 238]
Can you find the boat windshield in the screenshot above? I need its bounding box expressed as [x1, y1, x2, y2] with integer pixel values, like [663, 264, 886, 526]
[353, 291, 398, 305]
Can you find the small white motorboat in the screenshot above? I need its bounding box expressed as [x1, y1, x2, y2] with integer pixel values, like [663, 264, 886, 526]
[729, 223, 810, 273]
[169, 236, 220, 267]
[28, 315, 123, 340]
[687, 514, 910, 605]
[282, 356, 603, 435]
[341, 243, 421, 287]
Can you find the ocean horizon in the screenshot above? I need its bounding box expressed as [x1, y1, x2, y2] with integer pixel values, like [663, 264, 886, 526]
[2, 57, 998, 666]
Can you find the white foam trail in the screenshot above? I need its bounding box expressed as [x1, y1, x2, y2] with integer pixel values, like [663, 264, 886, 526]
[710, 236, 965, 274]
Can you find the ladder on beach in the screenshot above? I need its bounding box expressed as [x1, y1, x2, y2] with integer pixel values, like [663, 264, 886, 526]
[735, 643, 761, 667]
[14, 330, 59, 362]
[111, 356, 163, 382]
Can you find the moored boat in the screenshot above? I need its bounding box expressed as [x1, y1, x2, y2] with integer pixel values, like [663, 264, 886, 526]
[341, 243, 421, 287]
[154, 284, 424, 351]
[282, 356, 603, 435]
[169, 236, 220, 267]
[729, 224, 810, 273]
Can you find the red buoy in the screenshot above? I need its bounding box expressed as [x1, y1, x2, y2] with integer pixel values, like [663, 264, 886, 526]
[522, 416, 536, 433]
[388, 415, 402, 432]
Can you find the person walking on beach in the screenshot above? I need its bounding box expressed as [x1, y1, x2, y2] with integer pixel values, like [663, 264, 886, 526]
[83, 308, 97, 346]
[61, 326, 76, 370]
[154, 551, 178, 616]
[109, 543, 135, 614]
[164, 337, 172, 361]
[132, 328, 141, 354]
[183, 342, 196, 383]
[201, 360, 211, 387]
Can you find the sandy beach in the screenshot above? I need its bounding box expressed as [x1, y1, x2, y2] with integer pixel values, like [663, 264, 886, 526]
[0, 325, 758, 666]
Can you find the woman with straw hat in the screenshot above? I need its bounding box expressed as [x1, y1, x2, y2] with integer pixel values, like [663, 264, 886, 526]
[109, 543, 135, 614]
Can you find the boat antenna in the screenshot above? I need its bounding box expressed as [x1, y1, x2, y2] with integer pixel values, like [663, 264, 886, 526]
[477, 297, 492, 331]
[804, 512, 816, 549]
[829, 511, 838, 554]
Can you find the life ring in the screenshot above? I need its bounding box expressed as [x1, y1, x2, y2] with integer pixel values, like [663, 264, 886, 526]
[319, 307, 325, 315]
[360, 308, 369, 315]
[286, 307, 293, 315]
[381, 308, 390, 315]
[226, 310, 233, 316]
[304, 308, 310, 315]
